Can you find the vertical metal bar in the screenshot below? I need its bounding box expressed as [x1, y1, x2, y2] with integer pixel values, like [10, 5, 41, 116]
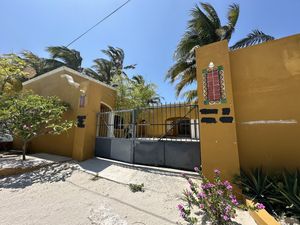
[165, 103, 168, 139]
[156, 104, 158, 140]
[175, 102, 178, 141]
[96, 113, 100, 137]
[148, 108, 151, 139]
[184, 103, 187, 141]
[194, 105, 197, 140]
[160, 103, 163, 139]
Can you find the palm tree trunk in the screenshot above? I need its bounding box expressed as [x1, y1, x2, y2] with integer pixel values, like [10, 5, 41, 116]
[22, 141, 28, 160]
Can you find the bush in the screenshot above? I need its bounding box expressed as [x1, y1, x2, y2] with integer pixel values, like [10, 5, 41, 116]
[178, 168, 263, 225]
[129, 183, 144, 193]
[234, 169, 300, 220]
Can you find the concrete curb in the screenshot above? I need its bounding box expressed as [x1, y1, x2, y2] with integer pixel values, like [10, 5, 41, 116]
[246, 199, 280, 225]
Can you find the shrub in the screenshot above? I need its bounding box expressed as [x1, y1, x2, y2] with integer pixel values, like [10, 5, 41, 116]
[234, 169, 300, 220]
[0, 91, 74, 160]
[129, 183, 144, 193]
[178, 168, 263, 225]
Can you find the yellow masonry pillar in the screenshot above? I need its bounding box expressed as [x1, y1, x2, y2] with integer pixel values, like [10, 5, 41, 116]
[195, 40, 240, 182]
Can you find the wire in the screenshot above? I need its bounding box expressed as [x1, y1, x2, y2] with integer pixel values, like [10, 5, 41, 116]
[66, 0, 131, 47]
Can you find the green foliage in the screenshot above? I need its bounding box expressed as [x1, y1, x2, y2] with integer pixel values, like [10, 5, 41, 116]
[0, 91, 74, 160]
[234, 169, 300, 220]
[129, 183, 145, 193]
[46, 46, 83, 72]
[112, 74, 161, 110]
[167, 2, 274, 102]
[0, 54, 29, 95]
[178, 168, 263, 225]
[84, 46, 136, 85]
[21, 46, 83, 77]
[22, 51, 63, 76]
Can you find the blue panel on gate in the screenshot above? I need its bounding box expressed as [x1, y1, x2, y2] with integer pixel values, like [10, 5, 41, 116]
[110, 139, 133, 163]
[134, 141, 165, 166]
[95, 137, 111, 158]
[164, 141, 200, 170]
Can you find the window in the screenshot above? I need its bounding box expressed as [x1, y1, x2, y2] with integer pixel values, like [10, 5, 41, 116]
[177, 119, 191, 137]
[165, 118, 191, 138]
[79, 95, 85, 108]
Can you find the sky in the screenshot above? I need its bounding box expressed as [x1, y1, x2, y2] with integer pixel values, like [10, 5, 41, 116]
[1, 0, 300, 103]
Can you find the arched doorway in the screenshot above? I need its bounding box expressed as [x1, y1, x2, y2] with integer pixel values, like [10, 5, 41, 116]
[97, 102, 113, 137]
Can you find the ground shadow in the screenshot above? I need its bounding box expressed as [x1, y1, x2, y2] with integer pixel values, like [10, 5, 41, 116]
[0, 162, 75, 189]
[0, 157, 43, 169]
[80, 157, 199, 179]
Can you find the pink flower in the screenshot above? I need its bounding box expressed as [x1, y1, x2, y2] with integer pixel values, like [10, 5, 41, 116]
[223, 215, 229, 221]
[226, 184, 232, 190]
[194, 167, 199, 172]
[197, 192, 206, 199]
[231, 198, 238, 206]
[225, 205, 231, 212]
[223, 180, 233, 190]
[214, 169, 221, 175]
[217, 190, 223, 195]
[199, 204, 204, 209]
[202, 183, 215, 189]
[257, 203, 265, 210]
[177, 204, 184, 211]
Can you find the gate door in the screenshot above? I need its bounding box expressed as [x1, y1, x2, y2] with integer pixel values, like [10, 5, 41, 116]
[95, 103, 201, 170]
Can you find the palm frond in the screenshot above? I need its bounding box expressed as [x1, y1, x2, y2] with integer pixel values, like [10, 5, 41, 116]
[227, 4, 240, 32]
[182, 89, 198, 103]
[102, 46, 125, 70]
[21, 51, 62, 76]
[166, 59, 195, 83]
[46, 46, 82, 71]
[200, 2, 221, 28]
[230, 30, 275, 50]
[131, 75, 145, 85]
[175, 67, 197, 96]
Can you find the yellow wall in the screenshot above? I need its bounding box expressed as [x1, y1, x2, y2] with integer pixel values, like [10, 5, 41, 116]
[20, 67, 116, 160]
[230, 34, 300, 171]
[196, 34, 300, 175]
[23, 69, 80, 157]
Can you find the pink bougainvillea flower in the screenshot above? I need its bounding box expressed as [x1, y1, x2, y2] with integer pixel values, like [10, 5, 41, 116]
[257, 203, 265, 210]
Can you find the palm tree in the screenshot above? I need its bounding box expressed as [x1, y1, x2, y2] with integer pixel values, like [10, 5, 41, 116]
[131, 75, 163, 105]
[102, 46, 136, 76]
[84, 58, 114, 84]
[46, 46, 83, 72]
[85, 46, 136, 84]
[166, 2, 274, 102]
[22, 51, 63, 76]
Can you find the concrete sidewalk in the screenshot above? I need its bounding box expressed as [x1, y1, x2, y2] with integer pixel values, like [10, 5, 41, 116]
[77, 157, 198, 186]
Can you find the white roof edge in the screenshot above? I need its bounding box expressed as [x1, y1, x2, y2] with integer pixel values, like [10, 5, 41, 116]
[23, 66, 116, 91]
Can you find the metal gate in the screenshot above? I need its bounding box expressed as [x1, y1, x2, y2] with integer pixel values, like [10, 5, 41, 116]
[95, 103, 200, 170]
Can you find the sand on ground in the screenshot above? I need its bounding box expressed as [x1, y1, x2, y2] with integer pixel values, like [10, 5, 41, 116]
[0, 161, 257, 225]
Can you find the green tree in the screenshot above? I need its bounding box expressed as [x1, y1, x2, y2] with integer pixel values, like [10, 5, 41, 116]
[84, 58, 114, 84]
[131, 75, 162, 105]
[166, 2, 274, 102]
[112, 74, 161, 110]
[46, 46, 83, 72]
[22, 51, 63, 76]
[85, 46, 136, 84]
[101, 46, 136, 75]
[0, 54, 29, 95]
[0, 91, 74, 160]
[22, 46, 83, 76]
